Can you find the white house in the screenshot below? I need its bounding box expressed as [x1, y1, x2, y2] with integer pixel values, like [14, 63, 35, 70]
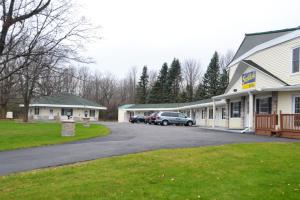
[118, 27, 300, 138]
[23, 94, 107, 121]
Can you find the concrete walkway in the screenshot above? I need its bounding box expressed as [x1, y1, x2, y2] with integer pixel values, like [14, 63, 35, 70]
[0, 122, 295, 176]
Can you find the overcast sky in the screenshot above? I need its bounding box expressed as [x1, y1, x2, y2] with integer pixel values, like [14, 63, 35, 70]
[77, 0, 300, 78]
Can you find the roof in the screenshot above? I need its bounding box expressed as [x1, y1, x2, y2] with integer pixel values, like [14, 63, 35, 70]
[232, 27, 300, 61]
[120, 99, 223, 110]
[242, 60, 289, 86]
[30, 94, 106, 109]
[225, 59, 288, 94]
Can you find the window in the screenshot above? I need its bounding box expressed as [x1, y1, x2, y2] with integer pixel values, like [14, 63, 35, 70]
[292, 47, 300, 73]
[178, 113, 185, 118]
[222, 108, 226, 119]
[90, 110, 96, 117]
[295, 97, 300, 113]
[34, 107, 39, 115]
[171, 113, 179, 117]
[231, 102, 241, 118]
[209, 109, 213, 119]
[201, 109, 206, 119]
[61, 108, 73, 116]
[256, 97, 272, 114]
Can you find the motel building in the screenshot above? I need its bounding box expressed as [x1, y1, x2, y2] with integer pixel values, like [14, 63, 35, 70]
[119, 27, 300, 138]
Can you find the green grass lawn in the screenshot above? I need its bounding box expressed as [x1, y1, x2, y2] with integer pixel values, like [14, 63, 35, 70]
[1, 143, 300, 200]
[0, 120, 110, 151]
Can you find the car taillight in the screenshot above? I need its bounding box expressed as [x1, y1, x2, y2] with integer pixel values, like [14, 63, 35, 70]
[156, 116, 160, 120]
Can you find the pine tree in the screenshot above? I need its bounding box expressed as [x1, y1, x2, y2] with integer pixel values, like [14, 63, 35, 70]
[165, 58, 182, 102]
[202, 52, 221, 98]
[135, 66, 149, 104]
[194, 82, 206, 100]
[219, 67, 229, 94]
[148, 63, 168, 103]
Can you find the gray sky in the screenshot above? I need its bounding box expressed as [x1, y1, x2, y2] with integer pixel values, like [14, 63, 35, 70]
[77, 0, 300, 78]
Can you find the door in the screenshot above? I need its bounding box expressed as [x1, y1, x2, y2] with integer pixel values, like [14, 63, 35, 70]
[178, 113, 187, 124]
[49, 109, 54, 120]
[244, 97, 249, 128]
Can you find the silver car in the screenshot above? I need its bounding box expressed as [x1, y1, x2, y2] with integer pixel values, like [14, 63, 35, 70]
[155, 111, 196, 126]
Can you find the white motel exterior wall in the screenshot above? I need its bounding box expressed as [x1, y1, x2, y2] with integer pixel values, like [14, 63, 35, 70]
[29, 107, 100, 121]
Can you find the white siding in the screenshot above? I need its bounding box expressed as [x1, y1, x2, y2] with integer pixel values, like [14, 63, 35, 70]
[248, 37, 300, 85]
[229, 63, 238, 81]
[227, 66, 284, 94]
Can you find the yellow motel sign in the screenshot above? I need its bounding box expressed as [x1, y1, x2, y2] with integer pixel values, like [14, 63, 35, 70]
[242, 71, 256, 89]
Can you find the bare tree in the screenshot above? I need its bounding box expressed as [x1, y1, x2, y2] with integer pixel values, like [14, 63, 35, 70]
[183, 59, 201, 101]
[220, 50, 234, 70]
[0, 0, 52, 81]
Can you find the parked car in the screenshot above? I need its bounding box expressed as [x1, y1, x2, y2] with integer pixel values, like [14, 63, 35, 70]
[155, 111, 196, 126]
[129, 115, 145, 123]
[145, 112, 158, 124]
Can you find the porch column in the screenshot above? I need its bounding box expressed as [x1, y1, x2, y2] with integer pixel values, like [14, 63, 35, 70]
[212, 99, 216, 128]
[249, 92, 254, 131]
[226, 99, 230, 128]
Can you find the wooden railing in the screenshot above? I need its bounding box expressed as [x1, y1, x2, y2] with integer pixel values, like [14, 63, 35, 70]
[280, 112, 300, 132]
[255, 113, 278, 131]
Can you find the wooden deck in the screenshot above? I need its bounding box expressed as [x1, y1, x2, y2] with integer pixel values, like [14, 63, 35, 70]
[255, 112, 300, 139]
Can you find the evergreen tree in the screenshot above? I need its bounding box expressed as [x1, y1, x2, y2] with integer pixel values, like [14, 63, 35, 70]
[148, 63, 168, 103]
[219, 67, 229, 94]
[194, 82, 206, 100]
[165, 58, 182, 102]
[135, 66, 149, 104]
[202, 52, 221, 98]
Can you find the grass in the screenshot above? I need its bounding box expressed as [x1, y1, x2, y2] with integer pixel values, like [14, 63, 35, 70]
[1, 142, 300, 200]
[0, 120, 110, 151]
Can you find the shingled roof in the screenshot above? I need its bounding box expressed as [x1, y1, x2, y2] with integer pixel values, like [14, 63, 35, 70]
[232, 27, 300, 61]
[31, 94, 106, 109]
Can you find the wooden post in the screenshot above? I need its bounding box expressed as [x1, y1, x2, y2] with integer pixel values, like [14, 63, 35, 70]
[280, 110, 283, 130]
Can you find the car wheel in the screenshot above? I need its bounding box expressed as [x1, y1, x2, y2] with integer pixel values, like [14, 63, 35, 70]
[187, 121, 193, 126]
[162, 120, 168, 126]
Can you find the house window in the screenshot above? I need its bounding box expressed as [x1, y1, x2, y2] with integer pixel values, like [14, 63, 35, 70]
[295, 97, 300, 113]
[222, 108, 226, 119]
[256, 97, 272, 114]
[209, 109, 213, 119]
[34, 107, 39, 115]
[231, 102, 241, 118]
[292, 47, 300, 73]
[90, 110, 96, 117]
[201, 109, 206, 119]
[61, 108, 73, 116]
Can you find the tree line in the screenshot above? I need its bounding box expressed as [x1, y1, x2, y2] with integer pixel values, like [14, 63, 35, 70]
[135, 51, 233, 104]
[0, 1, 234, 121]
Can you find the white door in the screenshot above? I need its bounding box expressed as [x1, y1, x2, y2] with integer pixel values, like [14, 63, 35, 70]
[49, 109, 54, 120]
[244, 97, 249, 128]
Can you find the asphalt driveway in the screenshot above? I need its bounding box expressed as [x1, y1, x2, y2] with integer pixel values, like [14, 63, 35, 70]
[0, 122, 295, 175]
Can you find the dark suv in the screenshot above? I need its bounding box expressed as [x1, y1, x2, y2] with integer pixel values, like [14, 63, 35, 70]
[155, 111, 196, 126]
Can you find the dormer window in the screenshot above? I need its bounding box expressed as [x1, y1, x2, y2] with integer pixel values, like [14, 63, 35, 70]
[292, 47, 300, 73]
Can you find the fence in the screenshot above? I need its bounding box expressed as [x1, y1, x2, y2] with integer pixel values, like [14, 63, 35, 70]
[280, 113, 300, 132]
[255, 113, 278, 132]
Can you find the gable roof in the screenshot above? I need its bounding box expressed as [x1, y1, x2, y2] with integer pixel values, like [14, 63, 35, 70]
[242, 60, 289, 86]
[225, 60, 288, 93]
[30, 94, 106, 109]
[230, 27, 300, 66]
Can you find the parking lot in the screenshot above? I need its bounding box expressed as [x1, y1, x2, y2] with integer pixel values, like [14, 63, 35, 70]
[0, 122, 295, 175]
